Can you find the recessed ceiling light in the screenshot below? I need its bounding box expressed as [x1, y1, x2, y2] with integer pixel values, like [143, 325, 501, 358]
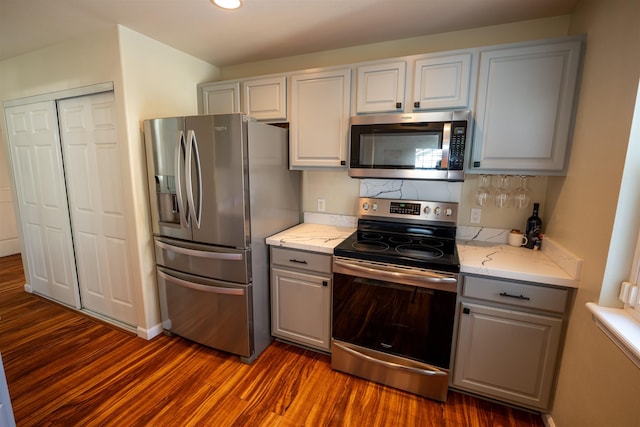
[211, 0, 243, 10]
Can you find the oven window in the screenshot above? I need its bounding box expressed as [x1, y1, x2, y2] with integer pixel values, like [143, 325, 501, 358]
[358, 132, 442, 169]
[332, 272, 456, 368]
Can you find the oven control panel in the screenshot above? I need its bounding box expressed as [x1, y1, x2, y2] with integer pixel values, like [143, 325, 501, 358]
[359, 197, 458, 225]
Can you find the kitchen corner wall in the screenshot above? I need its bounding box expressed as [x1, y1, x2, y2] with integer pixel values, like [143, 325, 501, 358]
[544, 0, 640, 425]
[0, 25, 220, 337]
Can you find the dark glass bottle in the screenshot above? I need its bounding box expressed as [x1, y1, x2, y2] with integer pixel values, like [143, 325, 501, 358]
[525, 203, 542, 249]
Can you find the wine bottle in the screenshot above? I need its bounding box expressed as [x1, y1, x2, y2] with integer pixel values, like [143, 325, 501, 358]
[525, 203, 542, 249]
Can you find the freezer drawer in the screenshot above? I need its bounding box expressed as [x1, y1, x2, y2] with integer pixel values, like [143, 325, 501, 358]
[155, 236, 250, 284]
[157, 266, 253, 358]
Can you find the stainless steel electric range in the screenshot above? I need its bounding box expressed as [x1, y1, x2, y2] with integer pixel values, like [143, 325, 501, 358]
[332, 197, 459, 402]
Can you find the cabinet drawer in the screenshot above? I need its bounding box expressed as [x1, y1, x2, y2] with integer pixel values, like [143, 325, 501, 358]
[462, 275, 568, 313]
[270, 247, 332, 274]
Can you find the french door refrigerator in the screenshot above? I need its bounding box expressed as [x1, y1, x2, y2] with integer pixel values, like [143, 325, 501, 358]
[143, 113, 300, 363]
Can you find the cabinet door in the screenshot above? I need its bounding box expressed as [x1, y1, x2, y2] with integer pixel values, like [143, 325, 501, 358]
[271, 267, 331, 351]
[453, 302, 562, 411]
[413, 53, 472, 110]
[470, 38, 583, 174]
[356, 61, 406, 113]
[198, 81, 241, 114]
[290, 69, 351, 168]
[243, 76, 287, 121]
[5, 102, 81, 308]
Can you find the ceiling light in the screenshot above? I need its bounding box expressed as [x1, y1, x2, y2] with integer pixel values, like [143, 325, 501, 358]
[212, 0, 243, 10]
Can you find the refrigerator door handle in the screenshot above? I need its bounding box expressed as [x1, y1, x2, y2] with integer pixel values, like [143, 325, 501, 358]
[189, 129, 203, 228]
[156, 238, 244, 261]
[174, 130, 189, 228]
[158, 270, 245, 296]
[185, 130, 202, 229]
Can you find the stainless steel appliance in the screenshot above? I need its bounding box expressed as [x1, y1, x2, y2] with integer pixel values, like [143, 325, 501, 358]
[144, 113, 300, 363]
[332, 197, 459, 401]
[348, 111, 469, 181]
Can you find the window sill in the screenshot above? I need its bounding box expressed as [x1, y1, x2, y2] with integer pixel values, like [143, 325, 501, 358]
[586, 302, 640, 369]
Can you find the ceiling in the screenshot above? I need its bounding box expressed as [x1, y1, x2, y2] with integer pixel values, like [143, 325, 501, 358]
[0, 0, 580, 67]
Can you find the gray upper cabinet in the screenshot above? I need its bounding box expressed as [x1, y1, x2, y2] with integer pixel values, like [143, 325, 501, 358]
[354, 52, 473, 114]
[198, 77, 287, 121]
[355, 61, 406, 113]
[242, 76, 287, 121]
[469, 37, 584, 175]
[289, 68, 351, 168]
[413, 52, 473, 111]
[198, 81, 241, 115]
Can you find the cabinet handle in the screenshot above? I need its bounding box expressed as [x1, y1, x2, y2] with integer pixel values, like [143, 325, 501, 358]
[395, 102, 402, 109]
[322, 280, 328, 287]
[414, 101, 420, 108]
[340, 160, 346, 166]
[463, 307, 471, 315]
[499, 292, 531, 301]
[289, 259, 308, 264]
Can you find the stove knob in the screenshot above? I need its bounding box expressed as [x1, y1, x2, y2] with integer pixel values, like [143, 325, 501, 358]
[434, 207, 442, 216]
[372, 203, 378, 211]
[362, 202, 370, 211]
[445, 208, 453, 216]
[423, 206, 431, 215]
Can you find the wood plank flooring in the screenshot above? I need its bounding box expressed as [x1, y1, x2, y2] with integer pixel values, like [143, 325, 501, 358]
[0, 254, 545, 426]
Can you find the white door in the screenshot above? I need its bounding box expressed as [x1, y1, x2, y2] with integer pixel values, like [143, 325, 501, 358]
[5, 101, 81, 308]
[57, 92, 137, 326]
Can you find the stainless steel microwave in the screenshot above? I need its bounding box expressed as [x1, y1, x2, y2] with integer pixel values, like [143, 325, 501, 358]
[348, 110, 470, 181]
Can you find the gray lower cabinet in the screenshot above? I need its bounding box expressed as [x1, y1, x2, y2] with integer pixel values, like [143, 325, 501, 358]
[452, 275, 570, 412]
[269, 247, 332, 352]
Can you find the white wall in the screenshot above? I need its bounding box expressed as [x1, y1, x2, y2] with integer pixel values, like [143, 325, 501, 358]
[116, 26, 219, 337]
[545, 0, 640, 425]
[0, 145, 19, 257]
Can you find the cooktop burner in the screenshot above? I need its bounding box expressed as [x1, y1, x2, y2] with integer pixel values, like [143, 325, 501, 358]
[334, 198, 460, 273]
[334, 222, 459, 273]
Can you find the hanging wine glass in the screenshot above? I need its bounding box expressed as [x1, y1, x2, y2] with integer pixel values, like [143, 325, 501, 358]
[475, 175, 493, 207]
[494, 175, 511, 208]
[513, 176, 531, 209]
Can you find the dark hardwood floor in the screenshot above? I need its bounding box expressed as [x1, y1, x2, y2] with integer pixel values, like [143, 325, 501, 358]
[0, 254, 545, 426]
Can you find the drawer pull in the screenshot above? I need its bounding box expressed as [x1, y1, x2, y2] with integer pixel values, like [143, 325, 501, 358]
[289, 259, 308, 264]
[499, 292, 531, 301]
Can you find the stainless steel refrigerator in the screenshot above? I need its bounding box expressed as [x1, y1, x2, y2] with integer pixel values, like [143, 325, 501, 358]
[143, 113, 300, 363]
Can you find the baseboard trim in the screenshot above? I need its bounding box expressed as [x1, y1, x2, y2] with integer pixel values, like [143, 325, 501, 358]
[542, 413, 556, 427]
[138, 323, 164, 340]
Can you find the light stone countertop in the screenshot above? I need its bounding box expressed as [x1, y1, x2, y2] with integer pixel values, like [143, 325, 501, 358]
[265, 214, 356, 254]
[457, 234, 582, 288]
[266, 221, 582, 288]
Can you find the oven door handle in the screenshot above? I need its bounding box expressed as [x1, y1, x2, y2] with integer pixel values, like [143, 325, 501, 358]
[333, 341, 447, 377]
[334, 258, 457, 285]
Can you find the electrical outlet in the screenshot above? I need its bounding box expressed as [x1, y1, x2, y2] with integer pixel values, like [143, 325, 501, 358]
[317, 198, 326, 212]
[470, 208, 481, 224]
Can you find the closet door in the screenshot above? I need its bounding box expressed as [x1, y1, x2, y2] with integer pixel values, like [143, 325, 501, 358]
[57, 92, 137, 326]
[5, 102, 80, 308]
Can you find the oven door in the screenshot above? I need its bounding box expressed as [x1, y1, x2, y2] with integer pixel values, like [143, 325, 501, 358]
[331, 256, 458, 401]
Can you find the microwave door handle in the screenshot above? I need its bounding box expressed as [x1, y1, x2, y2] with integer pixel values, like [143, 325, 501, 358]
[440, 122, 451, 169]
[174, 130, 189, 228]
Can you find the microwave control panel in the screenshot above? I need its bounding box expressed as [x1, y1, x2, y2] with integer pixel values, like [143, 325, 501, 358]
[448, 123, 466, 170]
